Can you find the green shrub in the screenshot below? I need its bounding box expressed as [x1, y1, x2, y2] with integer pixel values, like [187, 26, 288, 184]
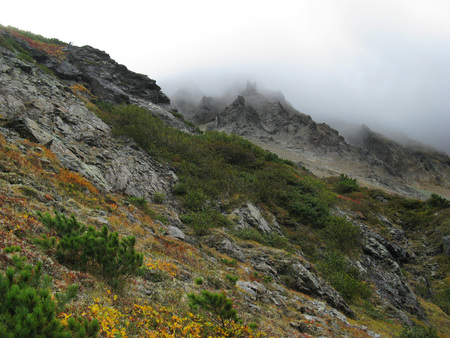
[127, 196, 148, 208]
[180, 208, 230, 236]
[95, 102, 335, 234]
[320, 216, 361, 253]
[185, 120, 199, 129]
[433, 287, 450, 315]
[251, 272, 273, 283]
[156, 214, 168, 225]
[359, 300, 386, 320]
[220, 258, 237, 266]
[282, 193, 329, 227]
[37, 211, 144, 287]
[6, 26, 67, 45]
[317, 250, 371, 302]
[333, 174, 359, 194]
[126, 195, 155, 215]
[426, 193, 450, 210]
[231, 228, 265, 244]
[225, 274, 239, 285]
[173, 182, 188, 195]
[264, 232, 290, 250]
[34, 235, 57, 250]
[248, 322, 258, 330]
[399, 325, 438, 338]
[231, 228, 290, 250]
[194, 277, 204, 286]
[0, 254, 99, 337]
[183, 189, 208, 211]
[170, 111, 184, 119]
[401, 198, 423, 210]
[3, 245, 21, 253]
[261, 274, 273, 283]
[153, 191, 166, 204]
[187, 290, 240, 327]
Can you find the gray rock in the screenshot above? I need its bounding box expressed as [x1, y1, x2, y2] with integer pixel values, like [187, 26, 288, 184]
[4, 117, 52, 144]
[443, 236, 450, 256]
[290, 263, 323, 296]
[167, 226, 185, 240]
[232, 202, 281, 235]
[269, 257, 356, 318]
[218, 238, 246, 262]
[236, 281, 258, 298]
[361, 225, 424, 319]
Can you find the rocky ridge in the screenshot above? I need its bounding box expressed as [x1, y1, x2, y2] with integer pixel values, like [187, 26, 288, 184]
[172, 82, 450, 199]
[0, 46, 178, 205]
[0, 26, 448, 337]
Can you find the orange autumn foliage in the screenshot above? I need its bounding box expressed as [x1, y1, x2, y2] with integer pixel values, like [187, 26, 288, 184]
[8, 29, 67, 60]
[57, 168, 99, 195]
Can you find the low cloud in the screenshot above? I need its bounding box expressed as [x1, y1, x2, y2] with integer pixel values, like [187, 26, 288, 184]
[3, 0, 449, 154]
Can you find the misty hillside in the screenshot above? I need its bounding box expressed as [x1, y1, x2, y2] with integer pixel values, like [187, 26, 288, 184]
[0, 25, 449, 338]
[171, 81, 450, 200]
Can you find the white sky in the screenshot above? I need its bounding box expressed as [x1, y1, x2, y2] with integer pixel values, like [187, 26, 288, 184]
[2, 0, 450, 153]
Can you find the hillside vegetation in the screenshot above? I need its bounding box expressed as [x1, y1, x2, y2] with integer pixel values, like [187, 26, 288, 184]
[0, 25, 449, 337]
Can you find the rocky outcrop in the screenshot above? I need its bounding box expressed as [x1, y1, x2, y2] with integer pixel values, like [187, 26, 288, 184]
[231, 202, 282, 235]
[191, 95, 229, 124]
[361, 231, 423, 317]
[0, 39, 178, 205]
[46, 45, 169, 106]
[349, 125, 450, 189]
[206, 233, 356, 318]
[209, 96, 267, 136]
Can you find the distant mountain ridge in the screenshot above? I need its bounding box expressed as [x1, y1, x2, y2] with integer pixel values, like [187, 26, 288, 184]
[171, 82, 450, 199]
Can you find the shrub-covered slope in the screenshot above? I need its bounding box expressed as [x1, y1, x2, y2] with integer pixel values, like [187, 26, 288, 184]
[0, 25, 449, 337]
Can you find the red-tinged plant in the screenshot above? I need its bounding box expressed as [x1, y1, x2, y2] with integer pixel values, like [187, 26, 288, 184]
[7, 28, 67, 60]
[57, 168, 99, 195]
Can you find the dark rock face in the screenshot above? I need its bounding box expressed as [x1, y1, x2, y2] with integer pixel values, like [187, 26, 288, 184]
[3, 117, 50, 144]
[4, 28, 169, 106]
[209, 96, 266, 136]
[208, 95, 353, 161]
[192, 95, 229, 124]
[349, 125, 450, 189]
[338, 215, 424, 322]
[46, 45, 170, 105]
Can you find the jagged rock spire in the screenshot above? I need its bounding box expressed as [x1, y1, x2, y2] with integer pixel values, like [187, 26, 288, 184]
[241, 80, 258, 96]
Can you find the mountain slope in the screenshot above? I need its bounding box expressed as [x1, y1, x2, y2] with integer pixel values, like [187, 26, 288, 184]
[172, 81, 449, 200]
[1, 25, 449, 337]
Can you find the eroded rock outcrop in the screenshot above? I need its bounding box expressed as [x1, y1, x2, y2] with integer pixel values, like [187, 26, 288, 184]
[0, 41, 177, 205]
[46, 45, 170, 106]
[206, 233, 356, 318]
